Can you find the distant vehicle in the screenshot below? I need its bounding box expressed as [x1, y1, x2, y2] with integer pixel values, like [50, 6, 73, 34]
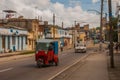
[35, 39, 59, 67]
[75, 43, 87, 53]
[94, 39, 99, 44]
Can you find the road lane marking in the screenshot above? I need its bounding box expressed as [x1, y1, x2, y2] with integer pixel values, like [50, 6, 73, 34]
[48, 53, 90, 80]
[0, 67, 13, 73]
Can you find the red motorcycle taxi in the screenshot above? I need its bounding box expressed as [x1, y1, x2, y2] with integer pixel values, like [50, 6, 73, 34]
[35, 39, 59, 67]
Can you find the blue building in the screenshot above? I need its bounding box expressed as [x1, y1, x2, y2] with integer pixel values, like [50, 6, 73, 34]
[0, 26, 28, 53]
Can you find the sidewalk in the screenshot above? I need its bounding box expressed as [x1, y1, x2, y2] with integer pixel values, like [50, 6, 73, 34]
[52, 52, 109, 80]
[108, 53, 120, 80]
[52, 43, 120, 80]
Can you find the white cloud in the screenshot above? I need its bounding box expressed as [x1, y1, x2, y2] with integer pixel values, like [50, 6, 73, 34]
[112, 0, 120, 13]
[0, 0, 100, 28]
[92, 0, 99, 3]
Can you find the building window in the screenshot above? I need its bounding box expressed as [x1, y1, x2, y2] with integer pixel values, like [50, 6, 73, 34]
[8, 36, 10, 49]
[21, 37, 23, 50]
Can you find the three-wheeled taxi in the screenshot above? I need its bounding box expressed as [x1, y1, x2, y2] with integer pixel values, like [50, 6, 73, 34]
[35, 39, 59, 67]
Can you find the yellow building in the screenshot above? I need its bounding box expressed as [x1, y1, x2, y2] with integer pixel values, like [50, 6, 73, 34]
[84, 24, 89, 31]
[79, 32, 86, 42]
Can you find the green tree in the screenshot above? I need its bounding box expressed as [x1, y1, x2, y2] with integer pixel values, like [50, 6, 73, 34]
[96, 27, 100, 30]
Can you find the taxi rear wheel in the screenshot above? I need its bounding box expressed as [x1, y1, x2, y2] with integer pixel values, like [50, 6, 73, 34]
[55, 59, 59, 66]
[37, 59, 44, 68]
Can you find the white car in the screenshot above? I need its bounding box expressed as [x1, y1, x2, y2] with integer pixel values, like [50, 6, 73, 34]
[75, 43, 87, 53]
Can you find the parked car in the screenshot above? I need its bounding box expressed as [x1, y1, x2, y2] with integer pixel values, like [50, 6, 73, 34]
[75, 43, 87, 53]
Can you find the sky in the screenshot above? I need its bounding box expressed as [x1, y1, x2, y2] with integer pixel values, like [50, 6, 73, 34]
[0, 0, 119, 28]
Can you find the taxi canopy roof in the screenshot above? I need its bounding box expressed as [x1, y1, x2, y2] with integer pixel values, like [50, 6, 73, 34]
[36, 39, 58, 43]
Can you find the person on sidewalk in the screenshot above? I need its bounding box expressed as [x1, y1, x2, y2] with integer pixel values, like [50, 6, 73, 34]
[60, 43, 63, 52]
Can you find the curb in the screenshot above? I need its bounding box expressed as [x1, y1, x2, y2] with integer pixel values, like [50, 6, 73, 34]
[0, 53, 22, 58]
[0, 50, 34, 58]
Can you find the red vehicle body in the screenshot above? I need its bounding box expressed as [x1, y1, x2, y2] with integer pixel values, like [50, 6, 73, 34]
[35, 39, 59, 67]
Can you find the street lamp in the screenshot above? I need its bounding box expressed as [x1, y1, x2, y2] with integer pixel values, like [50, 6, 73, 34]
[108, 0, 114, 68]
[53, 13, 55, 40]
[87, 0, 104, 51]
[88, 9, 103, 50]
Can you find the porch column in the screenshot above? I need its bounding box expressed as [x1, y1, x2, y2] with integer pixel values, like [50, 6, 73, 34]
[23, 36, 26, 50]
[5, 36, 8, 50]
[19, 37, 21, 51]
[15, 36, 18, 51]
[10, 36, 13, 51]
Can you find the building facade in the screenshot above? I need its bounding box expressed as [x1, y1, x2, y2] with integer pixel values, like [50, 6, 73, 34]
[0, 26, 28, 53]
[43, 24, 72, 50]
[6, 18, 39, 50]
[73, 23, 90, 43]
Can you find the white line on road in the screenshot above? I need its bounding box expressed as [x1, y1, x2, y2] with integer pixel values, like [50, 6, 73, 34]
[0, 67, 13, 73]
[48, 53, 90, 80]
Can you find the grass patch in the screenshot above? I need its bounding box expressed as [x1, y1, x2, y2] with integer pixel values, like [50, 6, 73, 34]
[20, 50, 35, 55]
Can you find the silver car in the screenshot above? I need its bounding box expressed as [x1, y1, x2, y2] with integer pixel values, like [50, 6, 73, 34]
[75, 43, 86, 53]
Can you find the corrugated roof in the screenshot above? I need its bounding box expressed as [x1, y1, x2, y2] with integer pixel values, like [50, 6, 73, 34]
[3, 10, 16, 13]
[0, 25, 27, 30]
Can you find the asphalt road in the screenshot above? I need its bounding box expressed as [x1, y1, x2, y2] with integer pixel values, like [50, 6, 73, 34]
[0, 49, 93, 80]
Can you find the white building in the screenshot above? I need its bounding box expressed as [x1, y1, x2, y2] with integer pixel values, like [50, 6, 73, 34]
[0, 26, 28, 53]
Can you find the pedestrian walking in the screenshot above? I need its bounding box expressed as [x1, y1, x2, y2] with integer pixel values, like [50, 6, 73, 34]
[60, 43, 63, 52]
[108, 43, 110, 50]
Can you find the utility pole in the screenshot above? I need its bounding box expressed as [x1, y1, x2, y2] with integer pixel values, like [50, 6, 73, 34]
[100, 0, 104, 51]
[74, 21, 76, 27]
[62, 21, 64, 29]
[74, 21, 77, 48]
[108, 0, 114, 68]
[53, 13, 55, 40]
[72, 24, 74, 47]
